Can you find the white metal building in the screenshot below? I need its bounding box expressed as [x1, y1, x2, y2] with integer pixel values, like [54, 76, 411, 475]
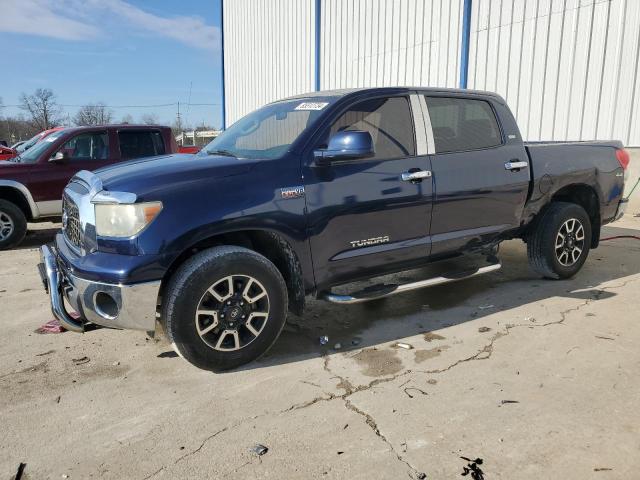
[222, 0, 640, 146]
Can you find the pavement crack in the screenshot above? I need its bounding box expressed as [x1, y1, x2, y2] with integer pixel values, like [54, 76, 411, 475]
[141, 417, 259, 479]
[417, 295, 599, 376]
[284, 393, 338, 411]
[343, 397, 423, 478]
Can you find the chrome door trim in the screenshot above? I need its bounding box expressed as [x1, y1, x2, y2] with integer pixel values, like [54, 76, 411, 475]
[417, 94, 436, 155]
[409, 94, 429, 156]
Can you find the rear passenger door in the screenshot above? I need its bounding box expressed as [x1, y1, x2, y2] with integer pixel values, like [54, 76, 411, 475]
[117, 129, 166, 161]
[425, 95, 530, 256]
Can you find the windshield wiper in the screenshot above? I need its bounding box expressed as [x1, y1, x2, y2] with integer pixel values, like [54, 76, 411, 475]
[205, 149, 237, 158]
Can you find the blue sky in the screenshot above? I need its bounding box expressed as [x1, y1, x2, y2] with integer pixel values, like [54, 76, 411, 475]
[0, 0, 223, 129]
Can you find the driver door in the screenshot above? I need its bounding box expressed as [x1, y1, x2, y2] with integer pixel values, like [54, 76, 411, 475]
[29, 130, 113, 211]
[303, 94, 434, 288]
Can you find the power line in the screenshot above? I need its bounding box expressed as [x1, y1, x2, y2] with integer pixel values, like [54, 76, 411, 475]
[2, 102, 219, 109]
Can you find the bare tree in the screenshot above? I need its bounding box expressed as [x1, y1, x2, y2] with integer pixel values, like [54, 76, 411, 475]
[140, 113, 159, 125]
[0, 115, 37, 145]
[120, 114, 134, 124]
[19, 88, 63, 131]
[73, 103, 113, 126]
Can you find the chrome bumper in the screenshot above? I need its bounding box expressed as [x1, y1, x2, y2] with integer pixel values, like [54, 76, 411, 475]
[38, 245, 160, 332]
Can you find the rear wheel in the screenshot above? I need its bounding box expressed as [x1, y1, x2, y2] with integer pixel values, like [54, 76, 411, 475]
[162, 246, 288, 371]
[0, 200, 27, 250]
[527, 202, 591, 279]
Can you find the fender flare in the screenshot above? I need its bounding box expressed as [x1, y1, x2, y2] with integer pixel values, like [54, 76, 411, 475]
[0, 180, 39, 219]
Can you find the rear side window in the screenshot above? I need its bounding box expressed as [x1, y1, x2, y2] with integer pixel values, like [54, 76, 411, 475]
[330, 96, 415, 160]
[425, 96, 502, 153]
[118, 130, 165, 159]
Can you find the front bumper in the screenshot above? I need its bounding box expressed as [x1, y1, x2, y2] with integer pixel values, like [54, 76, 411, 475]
[38, 245, 160, 332]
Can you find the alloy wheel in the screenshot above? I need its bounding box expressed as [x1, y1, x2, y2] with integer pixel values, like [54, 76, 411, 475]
[555, 218, 585, 267]
[194, 275, 270, 351]
[0, 212, 14, 242]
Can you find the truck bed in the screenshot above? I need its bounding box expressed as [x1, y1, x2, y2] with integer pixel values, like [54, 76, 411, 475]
[522, 139, 625, 226]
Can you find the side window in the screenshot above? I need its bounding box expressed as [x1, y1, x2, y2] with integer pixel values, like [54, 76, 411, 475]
[118, 130, 165, 159]
[58, 132, 109, 161]
[329, 96, 415, 160]
[425, 96, 502, 153]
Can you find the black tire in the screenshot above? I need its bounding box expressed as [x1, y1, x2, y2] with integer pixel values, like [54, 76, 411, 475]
[0, 199, 27, 250]
[527, 202, 592, 279]
[162, 245, 288, 371]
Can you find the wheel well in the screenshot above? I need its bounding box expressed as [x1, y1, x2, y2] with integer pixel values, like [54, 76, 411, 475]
[550, 184, 600, 248]
[0, 187, 33, 221]
[160, 230, 306, 316]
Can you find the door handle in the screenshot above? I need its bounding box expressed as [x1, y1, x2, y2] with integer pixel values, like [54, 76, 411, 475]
[505, 160, 528, 171]
[401, 170, 432, 182]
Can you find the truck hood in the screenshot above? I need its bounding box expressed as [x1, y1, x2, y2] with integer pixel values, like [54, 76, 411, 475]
[95, 153, 253, 199]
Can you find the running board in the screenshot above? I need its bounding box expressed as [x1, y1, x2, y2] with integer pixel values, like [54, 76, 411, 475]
[320, 261, 502, 304]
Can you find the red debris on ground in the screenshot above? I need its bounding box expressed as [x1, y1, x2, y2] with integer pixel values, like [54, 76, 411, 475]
[34, 313, 80, 334]
[34, 319, 66, 334]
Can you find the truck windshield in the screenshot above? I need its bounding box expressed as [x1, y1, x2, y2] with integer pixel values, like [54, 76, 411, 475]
[200, 98, 334, 160]
[15, 132, 65, 163]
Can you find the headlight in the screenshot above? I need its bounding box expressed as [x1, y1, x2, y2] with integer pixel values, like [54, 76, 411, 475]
[95, 202, 163, 238]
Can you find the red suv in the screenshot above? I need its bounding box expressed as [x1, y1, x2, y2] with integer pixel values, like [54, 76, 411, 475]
[0, 125, 177, 249]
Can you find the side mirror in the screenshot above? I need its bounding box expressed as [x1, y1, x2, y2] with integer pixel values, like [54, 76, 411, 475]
[49, 151, 67, 164]
[314, 130, 374, 166]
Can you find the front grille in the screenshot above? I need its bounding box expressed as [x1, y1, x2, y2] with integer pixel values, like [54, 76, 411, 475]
[62, 195, 82, 249]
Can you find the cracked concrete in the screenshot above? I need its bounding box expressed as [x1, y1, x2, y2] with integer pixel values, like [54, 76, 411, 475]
[1, 213, 640, 479]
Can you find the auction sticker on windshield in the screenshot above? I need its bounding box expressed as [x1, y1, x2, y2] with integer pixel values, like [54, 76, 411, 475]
[295, 102, 329, 111]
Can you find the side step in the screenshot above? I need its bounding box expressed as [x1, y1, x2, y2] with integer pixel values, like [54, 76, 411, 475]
[320, 261, 502, 304]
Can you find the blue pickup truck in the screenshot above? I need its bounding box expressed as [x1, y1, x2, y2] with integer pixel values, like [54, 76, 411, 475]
[38, 87, 630, 371]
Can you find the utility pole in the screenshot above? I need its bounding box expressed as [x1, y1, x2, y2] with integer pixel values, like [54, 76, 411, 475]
[176, 101, 182, 133]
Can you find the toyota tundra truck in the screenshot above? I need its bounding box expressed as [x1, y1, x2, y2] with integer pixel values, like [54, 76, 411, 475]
[38, 87, 630, 371]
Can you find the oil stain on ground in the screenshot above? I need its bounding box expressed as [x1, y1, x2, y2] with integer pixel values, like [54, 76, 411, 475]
[423, 332, 446, 342]
[414, 346, 451, 363]
[353, 348, 403, 377]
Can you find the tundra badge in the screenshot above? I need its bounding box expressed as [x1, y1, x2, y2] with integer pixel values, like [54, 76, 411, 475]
[280, 186, 305, 199]
[350, 235, 390, 248]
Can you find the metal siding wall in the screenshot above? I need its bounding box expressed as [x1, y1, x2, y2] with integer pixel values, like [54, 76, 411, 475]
[320, 0, 463, 90]
[468, 0, 640, 145]
[223, 0, 315, 125]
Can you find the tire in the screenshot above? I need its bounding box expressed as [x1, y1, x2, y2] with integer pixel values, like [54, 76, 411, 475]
[0, 200, 27, 250]
[527, 202, 592, 279]
[162, 245, 288, 371]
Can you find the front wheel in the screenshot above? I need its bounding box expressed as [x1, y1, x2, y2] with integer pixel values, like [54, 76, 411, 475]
[527, 202, 592, 279]
[162, 245, 288, 371]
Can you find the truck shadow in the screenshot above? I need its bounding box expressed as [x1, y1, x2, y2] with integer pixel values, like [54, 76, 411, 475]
[250, 224, 640, 371]
[15, 223, 60, 251]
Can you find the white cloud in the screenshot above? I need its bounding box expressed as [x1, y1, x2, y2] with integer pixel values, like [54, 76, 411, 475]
[93, 0, 220, 51]
[0, 0, 219, 51]
[0, 0, 99, 40]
